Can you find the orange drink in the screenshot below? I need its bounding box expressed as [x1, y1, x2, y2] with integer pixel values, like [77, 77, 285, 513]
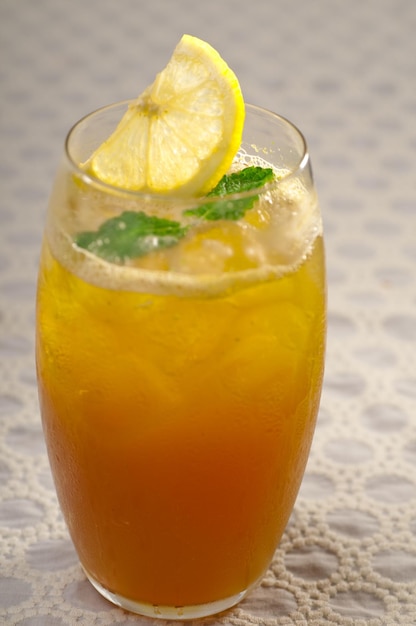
[36, 36, 326, 620]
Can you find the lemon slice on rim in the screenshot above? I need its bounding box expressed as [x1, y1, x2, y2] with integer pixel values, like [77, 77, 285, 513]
[88, 35, 245, 195]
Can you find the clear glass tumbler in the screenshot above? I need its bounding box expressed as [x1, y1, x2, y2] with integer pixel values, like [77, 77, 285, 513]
[36, 103, 326, 619]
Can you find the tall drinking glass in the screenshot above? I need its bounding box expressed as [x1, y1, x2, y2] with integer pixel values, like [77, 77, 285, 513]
[36, 103, 326, 619]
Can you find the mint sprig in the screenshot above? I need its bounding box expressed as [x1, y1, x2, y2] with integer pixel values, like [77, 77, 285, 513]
[209, 166, 274, 196]
[183, 166, 274, 220]
[75, 166, 274, 262]
[75, 211, 188, 263]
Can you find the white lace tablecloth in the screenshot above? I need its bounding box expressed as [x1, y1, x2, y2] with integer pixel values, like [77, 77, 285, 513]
[1, 0, 416, 624]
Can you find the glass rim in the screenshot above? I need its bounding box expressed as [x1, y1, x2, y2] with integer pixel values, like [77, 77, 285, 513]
[64, 101, 310, 202]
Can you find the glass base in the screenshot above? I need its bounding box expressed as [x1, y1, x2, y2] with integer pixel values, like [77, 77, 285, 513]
[85, 571, 249, 620]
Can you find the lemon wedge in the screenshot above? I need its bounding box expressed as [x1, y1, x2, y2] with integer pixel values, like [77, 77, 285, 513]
[88, 35, 245, 195]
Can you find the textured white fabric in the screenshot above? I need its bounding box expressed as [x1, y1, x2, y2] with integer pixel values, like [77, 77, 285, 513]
[1, 0, 416, 624]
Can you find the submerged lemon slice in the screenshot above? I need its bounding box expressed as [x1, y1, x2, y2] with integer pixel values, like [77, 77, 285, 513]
[89, 35, 245, 195]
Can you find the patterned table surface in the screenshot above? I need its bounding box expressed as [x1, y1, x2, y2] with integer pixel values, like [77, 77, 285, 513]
[1, 0, 416, 624]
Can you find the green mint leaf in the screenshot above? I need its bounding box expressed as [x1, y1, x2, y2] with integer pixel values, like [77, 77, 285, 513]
[208, 166, 275, 197]
[185, 196, 256, 221]
[184, 166, 274, 220]
[75, 211, 188, 262]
